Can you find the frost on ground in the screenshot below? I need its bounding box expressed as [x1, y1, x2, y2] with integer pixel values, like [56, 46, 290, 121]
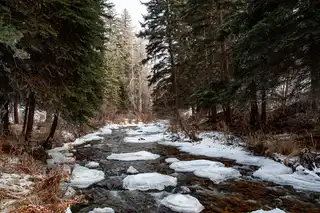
[169, 160, 224, 172]
[70, 165, 104, 188]
[165, 157, 180, 163]
[85, 161, 100, 168]
[107, 151, 160, 161]
[123, 172, 177, 191]
[0, 173, 34, 194]
[88, 207, 115, 213]
[127, 166, 139, 174]
[251, 208, 286, 213]
[160, 132, 320, 192]
[194, 167, 241, 184]
[160, 194, 204, 213]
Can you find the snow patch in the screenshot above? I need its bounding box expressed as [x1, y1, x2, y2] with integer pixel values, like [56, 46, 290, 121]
[85, 161, 100, 168]
[107, 151, 160, 161]
[98, 126, 112, 135]
[250, 208, 286, 213]
[123, 173, 177, 191]
[194, 167, 241, 184]
[0, 173, 34, 194]
[70, 165, 105, 188]
[161, 132, 320, 192]
[88, 207, 115, 213]
[170, 160, 224, 172]
[127, 166, 139, 174]
[73, 134, 104, 146]
[165, 158, 180, 163]
[160, 194, 204, 213]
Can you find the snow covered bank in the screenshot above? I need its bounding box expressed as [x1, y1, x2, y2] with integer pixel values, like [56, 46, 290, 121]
[251, 208, 286, 213]
[159, 132, 320, 192]
[123, 172, 177, 191]
[160, 194, 204, 213]
[70, 165, 105, 188]
[107, 151, 160, 161]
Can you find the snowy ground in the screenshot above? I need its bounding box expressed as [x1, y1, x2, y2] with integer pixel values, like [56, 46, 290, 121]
[41, 120, 320, 212]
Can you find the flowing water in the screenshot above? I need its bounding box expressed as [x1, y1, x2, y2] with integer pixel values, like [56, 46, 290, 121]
[70, 127, 320, 213]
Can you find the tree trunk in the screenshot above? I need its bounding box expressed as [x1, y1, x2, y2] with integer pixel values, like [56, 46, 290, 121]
[261, 89, 267, 127]
[22, 101, 29, 135]
[210, 103, 217, 129]
[250, 81, 259, 128]
[25, 93, 36, 143]
[309, 40, 320, 111]
[44, 114, 58, 150]
[3, 101, 9, 135]
[219, 7, 232, 126]
[14, 101, 19, 124]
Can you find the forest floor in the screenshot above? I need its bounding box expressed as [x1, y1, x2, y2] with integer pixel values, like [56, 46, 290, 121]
[31, 120, 320, 213]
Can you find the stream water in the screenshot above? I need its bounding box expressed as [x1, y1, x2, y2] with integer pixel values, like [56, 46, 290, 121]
[70, 126, 320, 213]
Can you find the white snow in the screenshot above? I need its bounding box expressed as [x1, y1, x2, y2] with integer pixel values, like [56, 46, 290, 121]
[84, 144, 92, 148]
[250, 208, 286, 213]
[70, 165, 105, 188]
[169, 160, 224, 172]
[0, 173, 34, 194]
[99, 126, 112, 135]
[160, 132, 320, 192]
[88, 207, 115, 213]
[124, 133, 165, 143]
[127, 166, 139, 174]
[160, 194, 204, 213]
[73, 133, 104, 146]
[123, 172, 177, 191]
[65, 207, 72, 213]
[107, 151, 160, 161]
[85, 161, 100, 168]
[194, 167, 241, 184]
[165, 158, 180, 163]
[46, 150, 75, 169]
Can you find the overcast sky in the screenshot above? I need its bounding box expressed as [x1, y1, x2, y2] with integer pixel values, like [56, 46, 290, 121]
[110, 0, 146, 29]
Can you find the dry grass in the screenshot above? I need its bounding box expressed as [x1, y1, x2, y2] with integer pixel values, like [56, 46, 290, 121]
[246, 133, 301, 157]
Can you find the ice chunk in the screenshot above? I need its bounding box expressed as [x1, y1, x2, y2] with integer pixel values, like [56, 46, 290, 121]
[65, 207, 72, 213]
[124, 133, 164, 143]
[160, 194, 204, 213]
[165, 158, 180, 163]
[73, 134, 104, 146]
[85, 161, 100, 168]
[250, 208, 286, 213]
[99, 126, 112, 135]
[127, 166, 139, 174]
[70, 165, 104, 188]
[170, 160, 224, 172]
[194, 167, 241, 184]
[88, 207, 115, 213]
[107, 151, 160, 161]
[123, 172, 177, 191]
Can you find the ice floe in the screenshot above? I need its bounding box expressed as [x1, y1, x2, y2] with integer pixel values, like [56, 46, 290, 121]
[250, 208, 286, 213]
[165, 158, 180, 163]
[123, 172, 177, 191]
[169, 160, 224, 172]
[160, 194, 204, 213]
[88, 207, 115, 213]
[124, 133, 165, 143]
[73, 134, 104, 146]
[160, 132, 320, 192]
[70, 165, 105, 188]
[127, 166, 139, 174]
[194, 167, 241, 184]
[85, 161, 100, 168]
[107, 151, 160, 161]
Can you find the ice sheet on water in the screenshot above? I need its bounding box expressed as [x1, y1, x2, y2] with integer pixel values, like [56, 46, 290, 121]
[70, 165, 104, 188]
[88, 207, 115, 213]
[169, 160, 224, 172]
[73, 133, 104, 146]
[165, 158, 180, 163]
[127, 166, 139, 174]
[85, 161, 100, 168]
[161, 131, 320, 192]
[124, 133, 165, 143]
[194, 167, 241, 184]
[98, 126, 112, 135]
[123, 172, 177, 191]
[250, 208, 286, 213]
[107, 151, 160, 161]
[160, 194, 204, 213]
